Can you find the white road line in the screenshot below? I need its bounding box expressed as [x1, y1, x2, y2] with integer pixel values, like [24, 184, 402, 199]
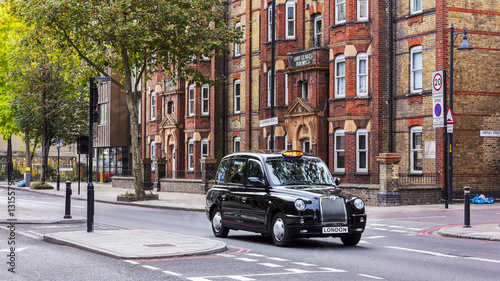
[292, 262, 317, 267]
[267, 257, 290, 261]
[358, 273, 384, 279]
[258, 263, 282, 268]
[163, 270, 183, 276]
[124, 260, 139, 265]
[467, 257, 500, 264]
[191, 268, 349, 280]
[387, 225, 405, 229]
[371, 228, 389, 231]
[284, 268, 310, 273]
[227, 276, 255, 281]
[187, 277, 212, 281]
[364, 236, 388, 239]
[385, 246, 458, 258]
[142, 265, 160, 270]
[320, 267, 348, 273]
[246, 253, 266, 257]
[235, 258, 258, 262]
[389, 229, 409, 233]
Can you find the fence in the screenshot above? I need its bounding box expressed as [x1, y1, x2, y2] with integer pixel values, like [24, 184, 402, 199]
[398, 173, 437, 185]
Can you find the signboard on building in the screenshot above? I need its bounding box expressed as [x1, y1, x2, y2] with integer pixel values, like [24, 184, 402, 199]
[259, 117, 278, 127]
[293, 52, 313, 68]
[432, 70, 444, 128]
[480, 130, 500, 137]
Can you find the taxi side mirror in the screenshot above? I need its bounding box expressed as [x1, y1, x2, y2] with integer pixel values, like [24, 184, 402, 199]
[334, 177, 341, 186]
[247, 177, 266, 188]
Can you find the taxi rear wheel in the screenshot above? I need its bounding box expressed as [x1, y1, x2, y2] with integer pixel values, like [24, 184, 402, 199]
[211, 208, 229, 238]
[340, 233, 362, 246]
[271, 213, 292, 247]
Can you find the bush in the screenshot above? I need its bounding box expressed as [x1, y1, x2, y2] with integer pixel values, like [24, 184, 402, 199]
[31, 181, 54, 190]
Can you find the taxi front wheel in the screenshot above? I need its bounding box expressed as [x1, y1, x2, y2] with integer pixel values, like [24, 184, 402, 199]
[211, 208, 229, 238]
[340, 233, 361, 246]
[271, 213, 292, 247]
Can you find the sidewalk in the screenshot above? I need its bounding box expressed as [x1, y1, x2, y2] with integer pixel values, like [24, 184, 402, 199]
[1, 182, 499, 260]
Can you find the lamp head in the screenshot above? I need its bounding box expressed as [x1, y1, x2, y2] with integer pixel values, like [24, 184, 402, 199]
[457, 31, 474, 51]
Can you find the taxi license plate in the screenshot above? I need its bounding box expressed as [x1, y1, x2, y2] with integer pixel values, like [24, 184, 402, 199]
[322, 226, 348, 234]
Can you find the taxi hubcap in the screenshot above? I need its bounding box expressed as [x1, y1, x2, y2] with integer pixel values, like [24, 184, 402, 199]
[273, 218, 285, 241]
[213, 212, 222, 232]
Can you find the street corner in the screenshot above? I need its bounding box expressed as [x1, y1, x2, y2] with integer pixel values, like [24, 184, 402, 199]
[437, 223, 500, 241]
[43, 229, 227, 259]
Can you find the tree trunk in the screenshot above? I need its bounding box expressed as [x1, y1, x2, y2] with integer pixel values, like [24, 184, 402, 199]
[6, 138, 12, 163]
[40, 130, 51, 183]
[126, 92, 144, 196]
[24, 136, 32, 175]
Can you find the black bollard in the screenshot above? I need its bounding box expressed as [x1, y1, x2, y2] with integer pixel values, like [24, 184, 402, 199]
[64, 181, 72, 219]
[464, 186, 471, 228]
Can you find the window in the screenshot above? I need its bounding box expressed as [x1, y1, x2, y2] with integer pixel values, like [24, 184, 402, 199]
[357, 53, 368, 96]
[268, 5, 275, 41]
[201, 84, 209, 115]
[150, 92, 156, 119]
[150, 142, 156, 171]
[228, 159, 247, 184]
[284, 74, 289, 105]
[167, 101, 174, 115]
[411, 0, 422, 15]
[284, 134, 289, 150]
[235, 22, 242, 56]
[201, 139, 209, 158]
[356, 129, 368, 172]
[285, 1, 295, 39]
[188, 138, 194, 170]
[314, 15, 322, 47]
[410, 126, 423, 173]
[335, 55, 346, 98]
[302, 139, 310, 153]
[188, 85, 195, 116]
[334, 129, 345, 172]
[247, 160, 265, 183]
[336, 0, 346, 24]
[137, 99, 142, 124]
[302, 81, 308, 99]
[357, 0, 368, 21]
[267, 134, 274, 150]
[411, 46, 422, 93]
[99, 103, 107, 124]
[234, 137, 241, 152]
[234, 79, 241, 113]
[267, 71, 276, 106]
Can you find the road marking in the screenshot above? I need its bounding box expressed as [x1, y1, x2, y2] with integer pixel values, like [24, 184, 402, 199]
[0, 248, 26, 252]
[227, 276, 255, 281]
[190, 268, 349, 280]
[258, 263, 282, 268]
[364, 236, 388, 239]
[385, 246, 457, 258]
[320, 267, 348, 273]
[285, 268, 310, 273]
[187, 277, 212, 281]
[235, 257, 258, 262]
[246, 253, 266, 257]
[163, 270, 183, 276]
[358, 273, 384, 279]
[292, 262, 317, 267]
[142, 265, 160, 270]
[124, 260, 139, 265]
[467, 257, 500, 264]
[267, 257, 290, 261]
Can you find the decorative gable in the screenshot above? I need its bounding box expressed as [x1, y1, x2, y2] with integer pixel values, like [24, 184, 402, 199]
[285, 98, 317, 117]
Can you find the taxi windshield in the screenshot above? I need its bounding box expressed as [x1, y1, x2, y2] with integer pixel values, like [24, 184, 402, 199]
[265, 157, 336, 187]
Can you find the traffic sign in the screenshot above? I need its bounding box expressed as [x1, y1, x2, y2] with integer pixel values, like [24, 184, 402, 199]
[259, 117, 278, 127]
[56, 139, 60, 150]
[432, 70, 445, 128]
[447, 108, 454, 133]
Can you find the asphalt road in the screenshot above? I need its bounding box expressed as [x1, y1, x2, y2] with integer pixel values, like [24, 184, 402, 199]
[2, 190, 500, 280]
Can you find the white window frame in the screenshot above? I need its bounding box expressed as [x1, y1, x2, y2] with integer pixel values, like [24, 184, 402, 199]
[150, 91, 156, 120]
[188, 85, 195, 116]
[234, 137, 241, 153]
[284, 73, 289, 105]
[234, 79, 241, 113]
[335, 0, 346, 24]
[411, 0, 423, 15]
[335, 55, 346, 98]
[302, 81, 308, 99]
[314, 15, 322, 47]
[268, 5, 275, 41]
[201, 84, 209, 116]
[267, 71, 276, 107]
[410, 126, 423, 174]
[357, 0, 369, 21]
[188, 138, 194, 170]
[334, 129, 345, 172]
[357, 53, 369, 97]
[411, 46, 423, 94]
[99, 103, 107, 125]
[201, 138, 209, 158]
[150, 141, 156, 171]
[138, 99, 142, 124]
[285, 1, 296, 39]
[356, 129, 368, 172]
[284, 134, 289, 150]
[235, 22, 242, 56]
[302, 138, 310, 153]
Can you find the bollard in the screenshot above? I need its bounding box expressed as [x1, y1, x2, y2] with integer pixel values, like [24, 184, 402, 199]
[464, 186, 471, 228]
[64, 181, 72, 219]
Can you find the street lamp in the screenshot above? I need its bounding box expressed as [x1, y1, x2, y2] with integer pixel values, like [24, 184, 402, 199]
[446, 24, 473, 206]
[87, 76, 111, 232]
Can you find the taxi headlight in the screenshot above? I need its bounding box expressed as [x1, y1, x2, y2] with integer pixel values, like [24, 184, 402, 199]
[294, 199, 306, 211]
[354, 198, 365, 210]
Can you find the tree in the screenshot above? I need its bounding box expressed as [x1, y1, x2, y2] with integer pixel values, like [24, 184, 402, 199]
[9, 37, 88, 183]
[8, 0, 240, 195]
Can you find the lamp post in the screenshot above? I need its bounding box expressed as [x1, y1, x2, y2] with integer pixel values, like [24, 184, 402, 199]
[447, 24, 473, 205]
[87, 76, 110, 232]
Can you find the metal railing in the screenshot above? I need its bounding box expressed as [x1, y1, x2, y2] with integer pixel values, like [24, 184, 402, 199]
[398, 173, 437, 185]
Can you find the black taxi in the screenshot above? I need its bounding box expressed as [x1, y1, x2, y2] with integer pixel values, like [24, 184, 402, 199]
[205, 150, 366, 247]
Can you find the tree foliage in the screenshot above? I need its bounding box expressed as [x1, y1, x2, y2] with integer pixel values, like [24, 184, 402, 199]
[7, 0, 240, 193]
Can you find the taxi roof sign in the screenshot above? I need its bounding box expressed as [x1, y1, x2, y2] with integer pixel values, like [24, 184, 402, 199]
[282, 151, 303, 157]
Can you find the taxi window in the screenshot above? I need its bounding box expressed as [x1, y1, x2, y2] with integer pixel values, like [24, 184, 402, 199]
[227, 159, 247, 184]
[216, 159, 231, 183]
[247, 160, 265, 182]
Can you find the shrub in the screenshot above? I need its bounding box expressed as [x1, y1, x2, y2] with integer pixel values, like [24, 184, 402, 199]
[31, 181, 54, 190]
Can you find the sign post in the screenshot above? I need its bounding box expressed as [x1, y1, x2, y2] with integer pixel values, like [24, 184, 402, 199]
[432, 71, 444, 128]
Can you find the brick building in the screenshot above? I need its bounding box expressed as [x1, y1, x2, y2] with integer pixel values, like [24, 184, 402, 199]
[140, 0, 499, 204]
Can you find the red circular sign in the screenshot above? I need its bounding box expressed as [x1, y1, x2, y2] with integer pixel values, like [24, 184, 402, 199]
[433, 73, 443, 92]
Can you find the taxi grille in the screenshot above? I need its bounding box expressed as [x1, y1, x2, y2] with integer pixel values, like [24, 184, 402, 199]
[320, 196, 347, 223]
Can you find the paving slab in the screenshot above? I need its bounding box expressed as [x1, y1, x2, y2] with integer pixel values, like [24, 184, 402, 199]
[44, 229, 227, 259]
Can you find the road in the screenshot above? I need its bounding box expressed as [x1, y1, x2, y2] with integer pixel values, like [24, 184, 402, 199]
[1, 189, 500, 280]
